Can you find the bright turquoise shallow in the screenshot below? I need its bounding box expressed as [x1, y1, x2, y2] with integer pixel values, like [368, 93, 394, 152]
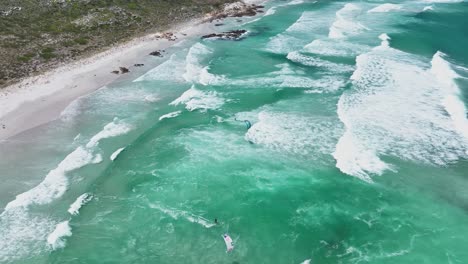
[1, 0, 468, 263]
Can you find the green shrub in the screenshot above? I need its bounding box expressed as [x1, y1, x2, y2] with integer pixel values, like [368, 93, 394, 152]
[127, 2, 138, 10]
[74, 37, 88, 45]
[17, 53, 35, 62]
[42, 47, 55, 53]
[62, 40, 75, 47]
[40, 52, 56, 60]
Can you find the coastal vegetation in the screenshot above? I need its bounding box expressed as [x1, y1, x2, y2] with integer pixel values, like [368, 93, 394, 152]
[0, 0, 237, 88]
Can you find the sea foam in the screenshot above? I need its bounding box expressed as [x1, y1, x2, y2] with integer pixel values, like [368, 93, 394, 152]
[110, 147, 125, 161]
[159, 110, 182, 121]
[368, 3, 402, 13]
[5, 147, 101, 210]
[266, 10, 328, 54]
[183, 43, 224, 85]
[86, 118, 132, 148]
[422, 5, 434, 11]
[68, 193, 93, 215]
[333, 35, 468, 181]
[245, 111, 343, 159]
[5, 118, 131, 210]
[329, 3, 368, 39]
[225, 63, 346, 91]
[431, 51, 468, 139]
[304, 39, 368, 57]
[170, 86, 224, 112]
[134, 53, 186, 82]
[287, 51, 355, 73]
[47, 221, 72, 250]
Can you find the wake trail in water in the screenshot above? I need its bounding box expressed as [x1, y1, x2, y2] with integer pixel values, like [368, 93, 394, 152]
[149, 203, 215, 228]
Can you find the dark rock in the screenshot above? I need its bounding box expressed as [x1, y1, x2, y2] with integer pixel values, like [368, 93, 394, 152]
[134, 63, 144, 67]
[111, 70, 119, 74]
[119, 67, 129, 74]
[201, 33, 219, 39]
[149, 50, 163, 57]
[201, 30, 248, 41]
[215, 23, 224, 26]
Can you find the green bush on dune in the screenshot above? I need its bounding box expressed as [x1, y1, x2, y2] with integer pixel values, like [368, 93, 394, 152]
[0, 0, 237, 87]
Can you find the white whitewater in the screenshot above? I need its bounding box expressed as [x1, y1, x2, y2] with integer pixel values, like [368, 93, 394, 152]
[68, 193, 93, 216]
[86, 118, 132, 148]
[110, 147, 125, 161]
[5, 146, 102, 210]
[0, 118, 133, 261]
[183, 43, 224, 85]
[245, 111, 342, 159]
[159, 110, 182, 121]
[431, 51, 468, 139]
[329, 3, 368, 39]
[170, 85, 224, 112]
[47, 221, 72, 250]
[368, 3, 402, 13]
[334, 35, 468, 181]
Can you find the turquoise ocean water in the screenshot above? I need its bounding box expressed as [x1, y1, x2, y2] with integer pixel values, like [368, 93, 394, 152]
[1, 0, 468, 263]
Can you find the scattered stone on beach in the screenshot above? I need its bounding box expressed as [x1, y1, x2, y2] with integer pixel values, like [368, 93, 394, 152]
[204, 3, 264, 23]
[119, 67, 129, 74]
[134, 64, 144, 67]
[160, 32, 177, 41]
[149, 50, 163, 57]
[201, 29, 247, 41]
[111, 70, 119, 74]
[215, 23, 224, 26]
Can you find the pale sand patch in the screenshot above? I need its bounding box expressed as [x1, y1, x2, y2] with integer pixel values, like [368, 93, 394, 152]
[0, 0, 268, 140]
[0, 19, 211, 140]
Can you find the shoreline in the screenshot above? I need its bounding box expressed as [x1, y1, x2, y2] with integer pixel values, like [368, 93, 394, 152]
[0, 1, 267, 140]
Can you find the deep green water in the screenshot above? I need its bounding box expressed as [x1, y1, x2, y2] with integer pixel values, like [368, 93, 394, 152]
[1, 0, 468, 263]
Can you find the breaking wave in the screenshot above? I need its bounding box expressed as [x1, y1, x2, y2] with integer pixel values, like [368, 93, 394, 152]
[68, 193, 93, 215]
[334, 35, 468, 181]
[0, 118, 132, 261]
[159, 110, 182, 121]
[329, 3, 368, 39]
[183, 43, 224, 85]
[368, 3, 402, 13]
[170, 86, 224, 112]
[245, 111, 343, 159]
[287, 51, 355, 73]
[47, 221, 72, 250]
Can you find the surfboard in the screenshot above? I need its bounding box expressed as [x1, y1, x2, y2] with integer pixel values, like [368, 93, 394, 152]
[222, 234, 234, 252]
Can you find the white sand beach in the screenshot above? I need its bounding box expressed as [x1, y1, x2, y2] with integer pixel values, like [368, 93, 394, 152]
[0, 19, 215, 140]
[0, 0, 268, 141]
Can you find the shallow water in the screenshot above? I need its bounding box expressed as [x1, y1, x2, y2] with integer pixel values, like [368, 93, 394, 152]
[1, 0, 468, 263]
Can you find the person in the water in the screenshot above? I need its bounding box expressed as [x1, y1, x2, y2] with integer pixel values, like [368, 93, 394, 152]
[215, 218, 218, 224]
